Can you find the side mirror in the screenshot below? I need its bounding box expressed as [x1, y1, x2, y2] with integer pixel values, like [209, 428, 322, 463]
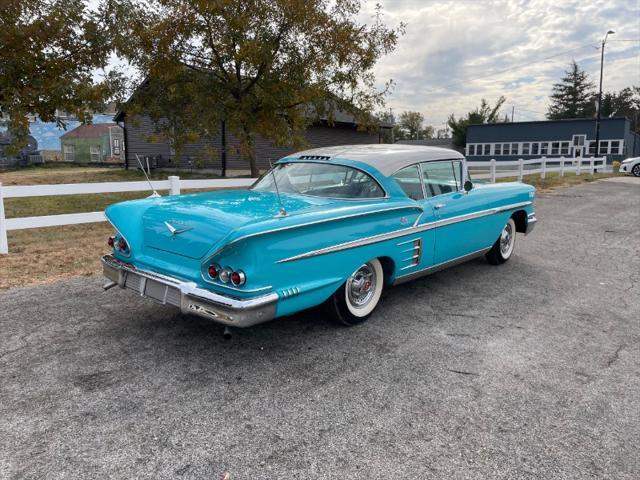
[463, 180, 473, 192]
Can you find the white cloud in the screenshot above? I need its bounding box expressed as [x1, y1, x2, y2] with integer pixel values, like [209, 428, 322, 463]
[366, 0, 640, 126]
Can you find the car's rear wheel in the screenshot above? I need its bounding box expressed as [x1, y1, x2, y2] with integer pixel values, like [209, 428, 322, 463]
[632, 164, 640, 177]
[327, 258, 384, 326]
[486, 217, 516, 265]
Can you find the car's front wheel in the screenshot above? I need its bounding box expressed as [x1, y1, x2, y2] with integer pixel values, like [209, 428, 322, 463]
[327, 258, 384, 326]
[632, 164, 640, 177]
[486, 217, 517, 265]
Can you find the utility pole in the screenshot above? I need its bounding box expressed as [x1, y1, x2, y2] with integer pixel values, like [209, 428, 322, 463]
[595, 30, 615, 158]
[390, 108, 395, 144]
[511, 106, 515, 122]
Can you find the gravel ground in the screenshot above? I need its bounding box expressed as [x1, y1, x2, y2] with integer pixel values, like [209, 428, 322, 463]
[1, 178, 638, 480]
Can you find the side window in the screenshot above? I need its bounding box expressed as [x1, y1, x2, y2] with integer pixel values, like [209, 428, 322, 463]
[392, 165, 423, 200]
[421, 161, 458, 198]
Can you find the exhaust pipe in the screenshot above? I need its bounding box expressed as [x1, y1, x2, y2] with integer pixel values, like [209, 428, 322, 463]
[103, 281, 117, 291]
[223, 326, 233, 340]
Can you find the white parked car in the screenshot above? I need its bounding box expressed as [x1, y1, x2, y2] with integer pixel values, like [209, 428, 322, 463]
[619, 157, 640, 177]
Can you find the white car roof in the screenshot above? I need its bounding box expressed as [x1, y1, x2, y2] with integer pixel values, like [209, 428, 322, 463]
[288, 144, 465, 176]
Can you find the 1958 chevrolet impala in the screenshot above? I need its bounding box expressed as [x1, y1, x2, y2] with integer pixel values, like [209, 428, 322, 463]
[102, 145, 536, 327]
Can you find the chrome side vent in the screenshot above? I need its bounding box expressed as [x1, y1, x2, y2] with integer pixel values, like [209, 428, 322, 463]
[399, 238, 422, 270]
[298, 155, 331, 160]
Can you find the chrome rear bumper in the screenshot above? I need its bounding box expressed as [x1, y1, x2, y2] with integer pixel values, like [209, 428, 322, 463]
[101, 255, 278, 328]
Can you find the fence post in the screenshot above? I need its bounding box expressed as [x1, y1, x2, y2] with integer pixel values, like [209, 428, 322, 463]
[490, 159, 496, 183]
[0, 182, 8, 255]
[559, 157, 565, 177]
[590, 157, 595, 175]
[518, 158, 524, 182]
[576, 157, 581, 176]
[541, 157, 546, 179]
[169, 176, 181, 195]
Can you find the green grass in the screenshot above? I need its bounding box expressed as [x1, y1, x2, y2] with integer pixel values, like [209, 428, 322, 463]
[0, 164, 232, 218]
[470, 171, 620, 191]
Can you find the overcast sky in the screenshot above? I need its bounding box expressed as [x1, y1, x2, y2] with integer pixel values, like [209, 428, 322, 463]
[361, 0, 640, 129]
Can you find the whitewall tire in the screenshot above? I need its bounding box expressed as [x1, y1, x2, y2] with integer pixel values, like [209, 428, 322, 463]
[486, 218, 517, 265]
[327, 258, 384, 326]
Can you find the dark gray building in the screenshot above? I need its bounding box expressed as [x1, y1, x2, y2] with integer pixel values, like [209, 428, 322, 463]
[114, 110, 385, 175]
[466, 117, 640, 163]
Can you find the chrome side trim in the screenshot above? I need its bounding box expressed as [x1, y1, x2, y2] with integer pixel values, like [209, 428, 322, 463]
[392, 247, 492, 285]
[202, 204, 424, 264]
[276, 201, 532, 263]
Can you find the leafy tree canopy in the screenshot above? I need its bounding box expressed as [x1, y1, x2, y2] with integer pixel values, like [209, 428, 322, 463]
[447, 96, 509, 147]
[547, 60, 596, 120]
[111, 0, 404, 175]
[600, 86, 640, 125]
[0, 0, 123, 153]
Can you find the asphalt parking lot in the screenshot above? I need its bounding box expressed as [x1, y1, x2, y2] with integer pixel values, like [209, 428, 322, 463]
[1, 178, 639, 479]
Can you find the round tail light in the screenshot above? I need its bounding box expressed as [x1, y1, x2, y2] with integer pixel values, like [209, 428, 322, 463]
[118, 238, 128, 251]
[107, 236, 114, 248]
[207, 264, 220, 279]
[219, 267, 232, 283]
[231, 270, 246, 286]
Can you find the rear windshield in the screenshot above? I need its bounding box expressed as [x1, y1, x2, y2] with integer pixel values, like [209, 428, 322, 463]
[252, 162, 385, 199]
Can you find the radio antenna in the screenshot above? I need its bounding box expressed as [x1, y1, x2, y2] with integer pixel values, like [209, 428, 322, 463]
[135, 154, 160, 198]
[268, 159, 287, 217]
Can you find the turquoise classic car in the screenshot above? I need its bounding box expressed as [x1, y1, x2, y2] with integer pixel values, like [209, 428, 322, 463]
[102, 145, 536, 328]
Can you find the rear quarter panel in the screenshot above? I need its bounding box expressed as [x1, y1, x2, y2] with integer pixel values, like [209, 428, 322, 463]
[202, 203, 424, 317]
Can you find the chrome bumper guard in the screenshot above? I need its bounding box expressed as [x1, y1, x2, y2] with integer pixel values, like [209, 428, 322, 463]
[101, 255, 278, 327]
[525, 213, 537, 235]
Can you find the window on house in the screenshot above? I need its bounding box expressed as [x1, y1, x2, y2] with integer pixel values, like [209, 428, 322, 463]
[511, 143, 519, 155]
[610, 140, 620, 155]
[598, 141, 609, 155]
[540, 143, 548, 155]
[494, 143, 502, 155]
[551, 142, 560, 155]
[560, 142, 570, 155]
[90, 145, 101, 162]
[531, 143, 539, 155]
[63, 144, 74, 162]
[588, 141, 596, 155]
[113, 138, 121, 155]
[522, 143, 530, 155]
[502, 143, 510, 155]
[468, 144, 475, 156]
[483, 144, 491, 155]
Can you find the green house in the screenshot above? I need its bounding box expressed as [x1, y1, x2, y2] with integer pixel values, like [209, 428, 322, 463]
[60, 123, 125, 164]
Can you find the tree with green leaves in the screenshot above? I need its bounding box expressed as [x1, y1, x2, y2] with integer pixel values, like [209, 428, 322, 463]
[599, 86, 640, 126]
[398, 111, 424, 140]
[547, 60, 596, 120]
[447, 97, 509, 147]
[0, 0, 122, 153]
[112, 0, 404, 176]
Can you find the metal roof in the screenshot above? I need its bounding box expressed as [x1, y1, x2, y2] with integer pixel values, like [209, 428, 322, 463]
[60, 123, 118, 140]
[287, 144, 464, 176]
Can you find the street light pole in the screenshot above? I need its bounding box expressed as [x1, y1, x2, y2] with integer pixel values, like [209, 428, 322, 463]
[594, 30, 615, 159]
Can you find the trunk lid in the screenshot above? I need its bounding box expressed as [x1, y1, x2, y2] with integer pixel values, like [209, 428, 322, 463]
[141, 190, 336, 259]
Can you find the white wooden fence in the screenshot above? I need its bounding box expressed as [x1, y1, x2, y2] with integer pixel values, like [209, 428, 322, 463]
[0, 176, 256, 254]
[468, 156, 609, 182]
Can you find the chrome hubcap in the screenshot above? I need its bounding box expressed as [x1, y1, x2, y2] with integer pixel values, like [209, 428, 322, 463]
[500, 222, 514, 256]
[347, 263, 377, 308]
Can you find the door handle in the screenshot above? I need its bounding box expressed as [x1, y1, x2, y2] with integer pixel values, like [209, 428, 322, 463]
[434, 203, 446, 210]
